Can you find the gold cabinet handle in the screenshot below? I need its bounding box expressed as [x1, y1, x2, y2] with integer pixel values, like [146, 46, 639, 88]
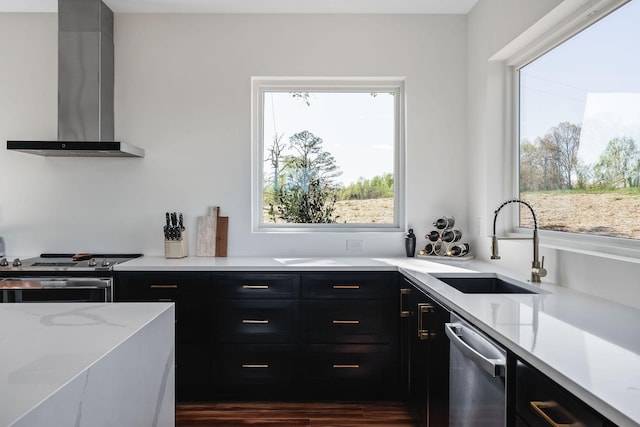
[332, 364, 360, 369]
[417, 303, 435, 340]
[400, 288, 410, 318]
[332, 285, 360, 289]
[242, 285, 269, 289]
[530, 401, 584, 427]
[242, 364, 269, 368]
[150, 284, 178, 289]
[242, 319, 269, 324]
[332, 320, 360, 325]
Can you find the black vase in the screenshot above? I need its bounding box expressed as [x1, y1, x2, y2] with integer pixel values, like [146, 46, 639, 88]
[405, 229, 416, 257]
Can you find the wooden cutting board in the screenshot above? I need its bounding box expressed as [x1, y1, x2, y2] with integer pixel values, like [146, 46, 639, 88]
[215, 216, 228, 257]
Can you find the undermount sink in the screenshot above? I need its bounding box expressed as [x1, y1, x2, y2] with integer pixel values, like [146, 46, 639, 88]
[433, 275, 539, 294]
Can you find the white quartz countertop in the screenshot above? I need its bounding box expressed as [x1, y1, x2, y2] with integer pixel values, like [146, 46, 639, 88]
[115, 255, 640, 426]
[0, 302, 174, 427]
[115, 256, 400, 271]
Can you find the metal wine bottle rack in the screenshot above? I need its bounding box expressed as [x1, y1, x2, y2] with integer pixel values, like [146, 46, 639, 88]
[418, 216, 472, 259]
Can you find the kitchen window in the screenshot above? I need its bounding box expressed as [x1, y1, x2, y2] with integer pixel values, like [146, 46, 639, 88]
[251, 77, 405, 231]
[513, 0, 640, 252]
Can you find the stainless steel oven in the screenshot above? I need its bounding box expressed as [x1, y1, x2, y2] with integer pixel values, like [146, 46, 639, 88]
[0, 253, 141, 303]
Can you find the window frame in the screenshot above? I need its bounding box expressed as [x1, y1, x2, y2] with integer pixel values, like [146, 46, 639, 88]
[251, 76, 406, 233]
[505, 0, 640, 261]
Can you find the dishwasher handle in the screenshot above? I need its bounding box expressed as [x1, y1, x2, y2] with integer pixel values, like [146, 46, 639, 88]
[445, 322, 506, 378]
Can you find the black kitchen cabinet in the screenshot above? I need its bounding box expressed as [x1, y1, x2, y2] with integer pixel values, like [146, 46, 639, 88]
[300, 271, 399, 399]
[515, 359, 616, 426]
[115, 270, 399, 400]
[211, 272, 300, 399]
[113, 271, 213, 400]
[401, 276, 450, 426]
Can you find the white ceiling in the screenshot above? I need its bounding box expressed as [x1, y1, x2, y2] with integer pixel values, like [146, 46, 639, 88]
[0, 0, 478, 14]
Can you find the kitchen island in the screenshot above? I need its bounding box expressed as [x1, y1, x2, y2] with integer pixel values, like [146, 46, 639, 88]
[0, 302, 174, 427]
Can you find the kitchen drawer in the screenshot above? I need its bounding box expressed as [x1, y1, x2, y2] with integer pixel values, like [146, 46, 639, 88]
[301, 272, 393, 299]
[302, 344, 393, 397]
[212, 344, 296, 396]
[114, 272, 211, 301]
[515, 360, 611, 426]
[216, 299, 298, 343]
[214, 273, 299, 298]
[303, 300, 391, 343]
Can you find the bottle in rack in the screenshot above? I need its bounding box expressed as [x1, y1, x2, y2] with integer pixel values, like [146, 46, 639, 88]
[433, 216, 455, 230]
[447, 243, 470, 257]
[425, 241, 443, 256]
[441, 229, 462, 243]
[426, 230, 441, 242]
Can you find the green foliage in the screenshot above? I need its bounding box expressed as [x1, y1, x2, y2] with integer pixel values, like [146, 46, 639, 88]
[269, 178, 338, 223]
[519, 122, 580, 192]
[593, 137, 640, 188]
[338, 173, 394, 200]
[266, 130, 342, 224]
[520, 122, 640, 192]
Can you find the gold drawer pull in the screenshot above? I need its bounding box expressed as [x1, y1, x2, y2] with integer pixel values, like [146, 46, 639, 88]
[242, 319, 269, 324]
[332, 320, 360, 325]
[332, 285, 360, 289]
[530, 401, 584, 427]
[242, 364, 269, 368]
[242, 285, 269, 289]
[150, 284, 178, 289]
[158, 298, 174, 302]
[332, 364, 360, 369]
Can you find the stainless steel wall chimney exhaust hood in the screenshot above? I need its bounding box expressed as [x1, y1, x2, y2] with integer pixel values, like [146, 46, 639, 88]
[6, 0, 144, 158]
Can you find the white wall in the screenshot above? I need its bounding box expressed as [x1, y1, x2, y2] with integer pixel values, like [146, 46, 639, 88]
[466, 0, 640, 309]
[0, 13, 468, 257]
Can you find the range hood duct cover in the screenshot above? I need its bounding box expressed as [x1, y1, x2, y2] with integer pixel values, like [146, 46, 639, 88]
[6, 0, 144, 158]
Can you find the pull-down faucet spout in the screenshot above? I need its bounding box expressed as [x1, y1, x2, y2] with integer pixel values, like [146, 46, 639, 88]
[491, 199, 547, 283]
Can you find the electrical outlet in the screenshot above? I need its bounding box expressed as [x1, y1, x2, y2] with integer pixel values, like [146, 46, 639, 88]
[346, 239, 363, 252]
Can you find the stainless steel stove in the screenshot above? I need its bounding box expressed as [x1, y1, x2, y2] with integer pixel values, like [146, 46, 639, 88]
[0, 253, 142, 303]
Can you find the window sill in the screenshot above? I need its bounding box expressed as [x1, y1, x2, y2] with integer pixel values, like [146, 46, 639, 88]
[511, 228, 640, 265]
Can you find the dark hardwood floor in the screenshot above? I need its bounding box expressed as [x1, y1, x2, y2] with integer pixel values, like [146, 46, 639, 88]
[176, 401, 419, 426]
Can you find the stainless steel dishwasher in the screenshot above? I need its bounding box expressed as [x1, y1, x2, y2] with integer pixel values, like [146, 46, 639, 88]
[445, 313, 507, 426]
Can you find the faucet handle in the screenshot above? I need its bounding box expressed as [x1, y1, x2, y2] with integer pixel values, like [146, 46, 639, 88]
[538, 256, 547, 278]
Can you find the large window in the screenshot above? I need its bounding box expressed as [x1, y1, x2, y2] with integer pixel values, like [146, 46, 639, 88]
[252, 78, 404, 231]
[517, 0, 640, 242]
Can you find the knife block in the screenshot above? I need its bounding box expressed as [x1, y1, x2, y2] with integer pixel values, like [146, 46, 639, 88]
[164, 233, 188, 258]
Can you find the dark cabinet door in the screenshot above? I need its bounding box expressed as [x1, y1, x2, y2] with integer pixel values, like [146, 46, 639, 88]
[302, 299, 391, 344]
[303, 344, 394, 399]
[301, 272, 393, 299]
[216, 299, 298, 343]
[213, 344, 298, 399]
[214, 273, 299, 298]
[114, 271, 211, 301]
[515, 360, 612, 426]
[404, 276, 450, 427]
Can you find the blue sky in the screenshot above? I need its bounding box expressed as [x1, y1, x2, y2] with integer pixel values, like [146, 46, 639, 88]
[263, 91, 395, 186]
[519, 0, 640, 165]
